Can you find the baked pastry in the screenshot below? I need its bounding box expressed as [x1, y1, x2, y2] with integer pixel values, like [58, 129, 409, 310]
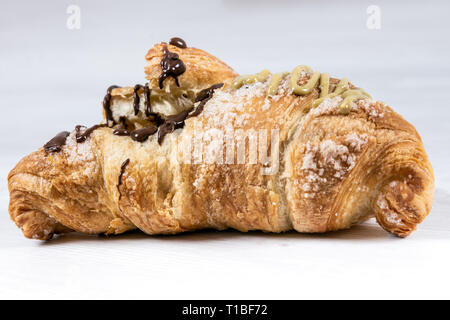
[8, 37, 434, 240]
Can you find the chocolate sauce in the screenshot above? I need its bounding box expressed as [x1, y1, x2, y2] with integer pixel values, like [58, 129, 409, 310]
[113, 127, 130, 136]
[169, 37, 187, 49]
[189, 83, 224, 118]
[143, 85, 152, 117]
[133, 84, 152, 116]
[157, 109, 192, 145]
[158, 45, 186, 89]
[169, 108, 193, 124]
[130, 125, 158, 142]
[113, 119, 130, 136]
[44, 131, 70, 153]
[75, 124, 107, 143]
[149, 112, 165, 126]
[117, 158, 130, 201]
[112, 117, 129, 136]
[133, 84, 143, 116]
[103, 85, 121, 125]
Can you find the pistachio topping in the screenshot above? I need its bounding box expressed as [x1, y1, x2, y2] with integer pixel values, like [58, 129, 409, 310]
[232, 69, 271, 89]
[319, 73, 330, 98]
[311, 78, 351, 109]
[339, 89, 372, 114]
[268, 72, 289, 96]
[289, 65, 321, 96]
[229, 64, 372, 115]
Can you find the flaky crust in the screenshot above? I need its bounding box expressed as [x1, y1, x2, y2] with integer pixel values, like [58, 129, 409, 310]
[8, 44, 434, 240]
[144, 43, 238, 90]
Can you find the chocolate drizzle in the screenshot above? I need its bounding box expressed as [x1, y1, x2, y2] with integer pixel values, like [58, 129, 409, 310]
[130, 125, 158, 142]
[75, 124, 107, 143]
[117, 158, 130, 201]
[103, 85, 121, 125]
[113, 128, 130, 136]
[41, 36, 224, 163]
[133, 84, 143, 115]
[143, 85, 153, 117]
[44, 131, 70, 153]
[189, 83, 224, 118]
[158, 44, 186, 89]
[113, 117, 130, 136]
[169, 37, 187, 49]
[74, 39, 218, 150]
[125, 82, 223, 145]
[132, 84, 152, 116]
[157, 109, 192, 145]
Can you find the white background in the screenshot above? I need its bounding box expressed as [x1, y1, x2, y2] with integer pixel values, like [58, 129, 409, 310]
[1, 0, 450, 299]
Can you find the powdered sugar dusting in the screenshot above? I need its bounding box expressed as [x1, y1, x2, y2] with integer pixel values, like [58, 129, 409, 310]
[299, 133, 368, 197]
[63, 130, 97, 177]
[345, 133, 368, 152]
[318, 140, 356, 177]
[201, 81, 268, 129]
[261, 98, 271, 111]
[262, 77, 292, 110]
[385, 211, 403, 225]
[310, 96, 343, 116]
[65, 130, 95, 163]
[310, 96, 385, 121]
[377, 196, 388, 210]
[376, 195, 403, 226]
[357, 99, 385, 119]
[276, 77, 293, 96]
[301, 149, 317, 171]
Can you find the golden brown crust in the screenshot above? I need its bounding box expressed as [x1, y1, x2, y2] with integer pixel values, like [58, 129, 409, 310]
[8, 44, 434, 240]
[8, 133, 136, 239]
[285, 98, 433, 236]
[144, 43, 238, 90]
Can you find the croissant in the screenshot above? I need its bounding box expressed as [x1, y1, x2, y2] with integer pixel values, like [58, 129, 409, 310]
[8, 37, 434, 240]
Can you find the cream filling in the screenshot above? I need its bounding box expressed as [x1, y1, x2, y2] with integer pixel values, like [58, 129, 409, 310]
[110, 88, 198, 124]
